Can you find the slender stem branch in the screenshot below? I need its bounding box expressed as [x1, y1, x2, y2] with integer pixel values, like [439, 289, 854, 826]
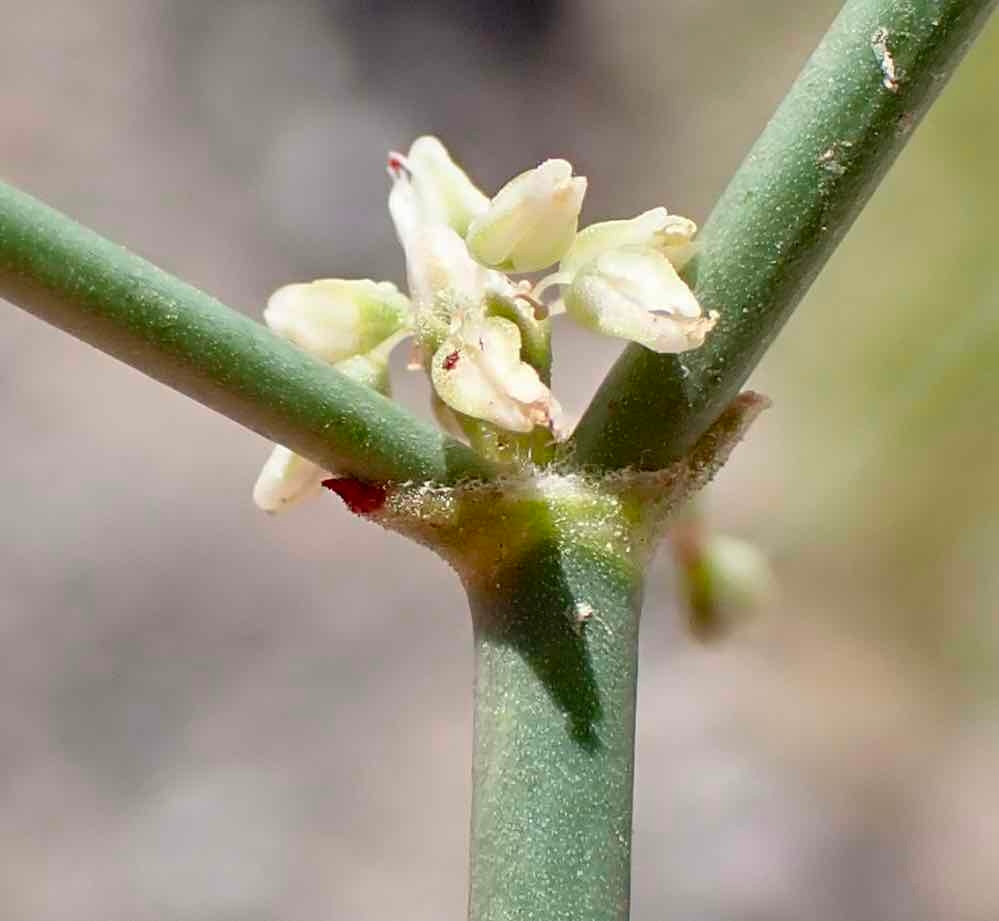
[567, 0, 998, 472]
[0, 182, 493, 484]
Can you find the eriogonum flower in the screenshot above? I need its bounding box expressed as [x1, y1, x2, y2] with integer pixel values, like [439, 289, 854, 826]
[431, 314, 559, 433]
[254, 137, 718, 512]
[564, 247, 716, 354]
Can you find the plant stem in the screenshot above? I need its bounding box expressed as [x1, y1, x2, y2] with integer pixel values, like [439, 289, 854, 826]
[568, 0, 998, 472]
[0, 182, 493, 484]
[465, 540, 642, 921]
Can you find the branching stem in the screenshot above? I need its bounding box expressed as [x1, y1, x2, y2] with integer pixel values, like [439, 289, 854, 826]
[568, 0, 998, 471]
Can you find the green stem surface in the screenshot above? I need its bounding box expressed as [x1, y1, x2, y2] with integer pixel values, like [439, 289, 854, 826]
[466, 541, 643, 921]
[568, 0, 998, 472]
[0, 183, 492, 484]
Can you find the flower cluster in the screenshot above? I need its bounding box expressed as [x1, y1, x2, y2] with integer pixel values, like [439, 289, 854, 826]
[254, 137, 717, 511]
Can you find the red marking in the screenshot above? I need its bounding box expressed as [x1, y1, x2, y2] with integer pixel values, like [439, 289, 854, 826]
[442, 351, 460, 371]
[387, 152, 410, 180]
[322, 477, 388, 515]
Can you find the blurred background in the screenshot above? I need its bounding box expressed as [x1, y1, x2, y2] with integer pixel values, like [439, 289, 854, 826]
[2, 1, 998, 918]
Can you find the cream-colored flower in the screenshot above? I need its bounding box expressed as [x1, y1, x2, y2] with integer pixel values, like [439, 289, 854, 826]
[264, 279, 410, 364]
[565, 246, 716, 353]
[466, 159, 587, 273]
[430, 314, 559, 433]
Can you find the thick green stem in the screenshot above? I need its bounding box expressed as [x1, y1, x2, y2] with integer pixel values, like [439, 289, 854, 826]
[0, 183, 492, 484]
[568, 0, 998, 472]
[466, 541, 643, 921]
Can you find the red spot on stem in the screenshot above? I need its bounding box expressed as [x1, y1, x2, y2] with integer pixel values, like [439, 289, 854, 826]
[322, 477, 388, 515]
[442, 350, 460, 371]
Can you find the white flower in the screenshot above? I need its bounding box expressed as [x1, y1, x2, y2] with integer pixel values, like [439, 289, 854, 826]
[430, 314, 559, 433]
[265, 279, 410, 364]
[564, 246, 716, 353]
[466, 159, 587, 273]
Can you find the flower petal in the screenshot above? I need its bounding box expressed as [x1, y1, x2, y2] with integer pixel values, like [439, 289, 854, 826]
[466, 159, 587, 272]
[253, 445, 325, 513]
[431, 315, 559, 433]
[406, 136, 489, 235]
[559, 207, 697, 277]
[565, 247, 716, 353]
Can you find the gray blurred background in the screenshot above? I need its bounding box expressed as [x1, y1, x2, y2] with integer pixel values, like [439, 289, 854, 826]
[2, 1, 999, 919]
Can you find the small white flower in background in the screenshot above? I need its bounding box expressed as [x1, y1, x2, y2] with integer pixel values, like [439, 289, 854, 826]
[466, 159, 587, 272]
[431, 314, 560, 433]
[255, 137, 718, 512]
[565, 247, 717, 354]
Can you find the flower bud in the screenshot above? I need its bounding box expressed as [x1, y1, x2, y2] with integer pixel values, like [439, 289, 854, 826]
[265, 279, 410, 364]
[430, 315, 559, 433]
[564, 246, 716, 353]
[684, 534, 775, 640]
[559, 207, 697, 277]
[466, 159, 587, 273]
